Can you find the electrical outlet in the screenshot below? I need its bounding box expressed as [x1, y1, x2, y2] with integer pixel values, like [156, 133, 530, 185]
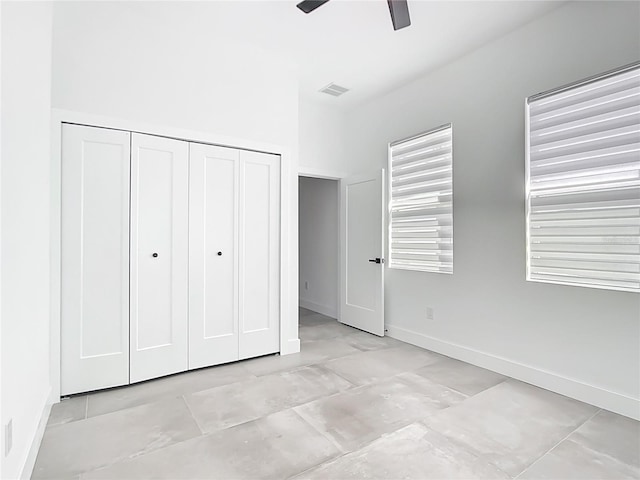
[426, 307, 434, 321]
[5, 419, 12, 456]
[304, 281, 309, 290]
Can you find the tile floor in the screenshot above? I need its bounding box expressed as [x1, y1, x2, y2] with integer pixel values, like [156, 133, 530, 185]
[33, 308, 640, 479]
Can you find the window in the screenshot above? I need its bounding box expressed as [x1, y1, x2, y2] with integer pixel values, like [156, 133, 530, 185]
[388, 124, 453, 273]
[526, 63, 640, 293]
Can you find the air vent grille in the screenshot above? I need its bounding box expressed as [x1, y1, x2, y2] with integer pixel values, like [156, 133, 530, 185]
[319, 83, 350, 97]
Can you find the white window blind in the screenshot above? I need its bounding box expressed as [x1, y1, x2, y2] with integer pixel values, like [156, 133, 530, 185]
[389, 124, 453, 273]
[526, 63, 640, 293]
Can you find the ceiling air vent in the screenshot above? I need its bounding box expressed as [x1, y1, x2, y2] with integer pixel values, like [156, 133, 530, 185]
[319, 83, 350, 97]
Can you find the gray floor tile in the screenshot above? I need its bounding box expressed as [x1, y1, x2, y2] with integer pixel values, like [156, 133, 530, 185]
[301, 335, 364, 359]
[340, 329, 404, 351]
[322, 344, 444, 386]
[413, 356, 507, 396]
[82, 409, 340, 480]
[570, 409, 640, 469]
[33, 397, 201, 478]
[294, 372, 466, 451]
[87, 361, 255, 417]
[518, 437, 640, 480]
[242, 336, 362, 376]
[299, 312, 334, 326]
[299, 320, 357, 342]
[298, 307, 317, 318]
[240, 350, 324, 376]
[423, 380, 599, 477]
[48, 395, 87, 426]
[185, 364, 353, 433]
[298, 423, 510, 480]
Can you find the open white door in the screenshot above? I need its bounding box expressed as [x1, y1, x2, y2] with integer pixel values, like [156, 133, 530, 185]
[340, 170, 385, 336]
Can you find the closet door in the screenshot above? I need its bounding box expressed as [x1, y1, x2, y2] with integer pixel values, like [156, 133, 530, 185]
[61, 124, 130, 395]
[189, 143, 239, 369]
[239, 150, 281, 359]
[130, 133, 189, 383]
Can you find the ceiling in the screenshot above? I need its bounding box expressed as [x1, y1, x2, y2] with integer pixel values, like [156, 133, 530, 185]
[157, 1, 566, 109]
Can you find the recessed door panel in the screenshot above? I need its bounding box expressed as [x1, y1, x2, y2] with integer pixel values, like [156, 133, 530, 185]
[130, 133, 189, 383]
[345, 180, 378, 310]
[243, 163, 271, 332]
[61, 124, 130, 395]
[137, 150, 174, 349]
[189, 143, 239, 369]
[239, 150, 280, 359]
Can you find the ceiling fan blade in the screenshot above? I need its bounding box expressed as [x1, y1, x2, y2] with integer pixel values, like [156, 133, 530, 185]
[296, 0, 330, 14]
[387, 0, 411, 30]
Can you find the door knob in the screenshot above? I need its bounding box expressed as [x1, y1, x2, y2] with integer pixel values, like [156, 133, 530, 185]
[217, 251, 222, 256]
[152, 253, 158, 258]
[368, 258, 383, 264]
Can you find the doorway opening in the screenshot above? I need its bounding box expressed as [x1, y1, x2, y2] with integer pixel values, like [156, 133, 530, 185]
[298, 175, 340, 332]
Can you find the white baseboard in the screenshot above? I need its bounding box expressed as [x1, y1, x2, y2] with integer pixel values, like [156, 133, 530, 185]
[386, 324, 640, 421]
[281, 338, 301, 356]
[20, 387, 54, 479]
[299, 299, 337, 319]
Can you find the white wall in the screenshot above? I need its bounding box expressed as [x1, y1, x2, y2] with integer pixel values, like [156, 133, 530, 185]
[52, 2, 299, 149]
[1, 2, 54, 478]
[0, 2, 4, 476]
[299, 177, 339, 318]
[344, 1, 640, 419]
[299, 98, 350, 175]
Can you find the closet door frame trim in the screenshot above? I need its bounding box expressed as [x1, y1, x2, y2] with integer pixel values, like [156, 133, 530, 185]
[50, 109, 299, 402]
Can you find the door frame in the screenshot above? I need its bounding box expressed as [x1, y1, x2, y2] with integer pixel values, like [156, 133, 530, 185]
[297, 166, 347, 322]
[50, 109, 298, 402]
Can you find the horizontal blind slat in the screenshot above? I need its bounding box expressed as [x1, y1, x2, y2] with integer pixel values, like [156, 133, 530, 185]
[530, 258, 640, 273]
[530, 105, 640, 147]
[529, 273, 639, 291]
[530, 124, 640, 162]
[531, 243, 640, 254]
[530, 207, 640, 221]
[392, 143, 452, 165]
[530, 85, 640, 131]
[531, 217, 640, 228]
[531, 251, 640, 263]
[530, 70, 640, 116]
[531, 234, 640, 244]
[530, 198, 639, 213]
[531, 161, 640, 186]
[530, 144, 640, 175]
[529, 266, 639, 282]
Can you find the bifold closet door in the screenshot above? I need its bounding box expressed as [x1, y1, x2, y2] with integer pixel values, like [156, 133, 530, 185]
[239, 150, 281, 359]
[189, 144, 239, 369]
[130, 133, 189, 383]
[61, 124, 131, 395]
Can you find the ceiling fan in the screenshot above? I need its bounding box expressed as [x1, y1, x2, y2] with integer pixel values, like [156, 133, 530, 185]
[296, 0, 411, 31]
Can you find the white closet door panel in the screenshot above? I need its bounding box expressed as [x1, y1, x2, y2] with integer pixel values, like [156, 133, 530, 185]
[130, 133, 189, 383]
[189, 143, 239, 369]
[61, 124, 130, 395]
[239, 150, 280, 359]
